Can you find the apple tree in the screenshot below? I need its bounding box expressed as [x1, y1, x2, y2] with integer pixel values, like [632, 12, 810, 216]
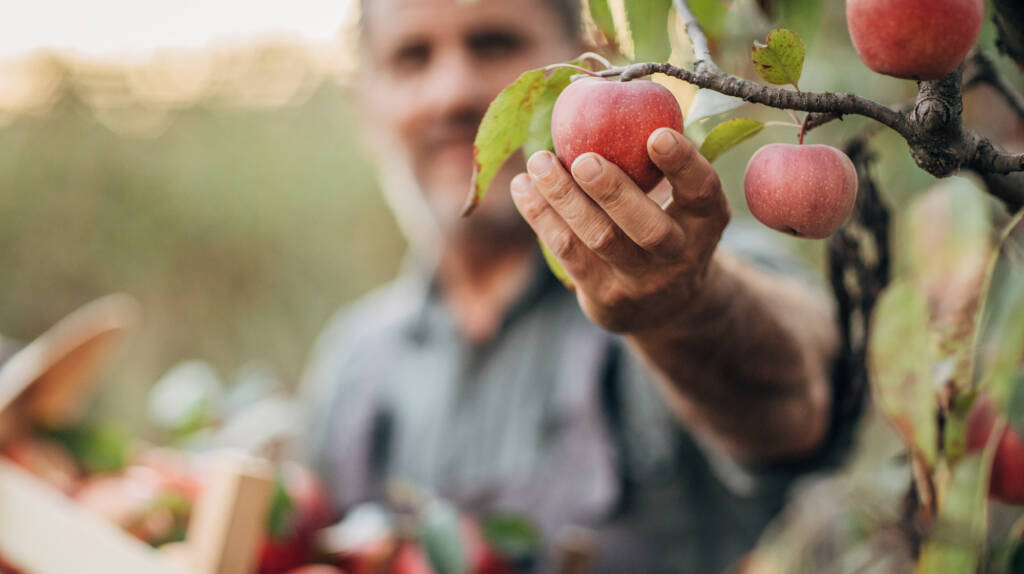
[464, 0, 1024, 572]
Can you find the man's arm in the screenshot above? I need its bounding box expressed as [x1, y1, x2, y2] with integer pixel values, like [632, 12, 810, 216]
[509, 128, 838, 465]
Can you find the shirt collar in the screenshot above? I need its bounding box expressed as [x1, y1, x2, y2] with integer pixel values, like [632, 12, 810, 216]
[403, 247, 564, 345]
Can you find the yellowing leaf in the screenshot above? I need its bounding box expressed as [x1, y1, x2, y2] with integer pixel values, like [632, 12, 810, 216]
[752, 28, 805, 88]
[698, 118, 763, 163]
[463, 64, 578, 215]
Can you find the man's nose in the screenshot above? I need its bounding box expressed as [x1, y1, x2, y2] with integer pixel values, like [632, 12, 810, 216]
[422, 49, 488, 118]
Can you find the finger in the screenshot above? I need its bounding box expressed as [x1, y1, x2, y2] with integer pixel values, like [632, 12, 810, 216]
[510, 173, 608, 283]
[647, 128, 727, 220]
[526, 151, 646, 268]
[569, 153, 686, 260]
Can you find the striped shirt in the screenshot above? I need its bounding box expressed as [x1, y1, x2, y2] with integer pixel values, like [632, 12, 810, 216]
[302, 222, 846, 573]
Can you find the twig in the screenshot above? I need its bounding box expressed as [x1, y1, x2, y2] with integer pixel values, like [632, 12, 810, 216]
[672, 0, 715, 70]
[964, 51, 1024, 121]
[600, 61, 908, 135]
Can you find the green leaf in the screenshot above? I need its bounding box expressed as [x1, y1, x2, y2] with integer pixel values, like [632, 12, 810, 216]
[868, 280, 938, 467]
[698, 118, 763, 163]
[917, 455, 990, 573]
[751, 28, 805, 88]
[523, 67, 577, 157]
[265, 478, 294, 539]
[588, 0, 617, 44]
[45, 420, 134, 475]
[480, 514, 542, 561]
[688, 0, 730, 41]
[770, 0, 823, 48]
[540, 238, 573, 289]
[973, 211, 1024, 410]
[465, 64, 580, 215]
[420, 499, 468, 574]
[624, 0, 673, 62]
[685, 89, 745, 128]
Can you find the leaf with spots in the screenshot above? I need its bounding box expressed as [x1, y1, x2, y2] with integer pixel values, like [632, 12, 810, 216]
[751, 28, 805, 89]
[698, 118, 764, 163]
[463, 63, 580, 216]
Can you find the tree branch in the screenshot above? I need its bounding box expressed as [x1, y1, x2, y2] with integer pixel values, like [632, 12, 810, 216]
[596, 0, 1024, 202]
[672, 0, 715, 70]
[599, 61, 909, 136]
[992, 0, 1024, 69]
[963, 51, 1024, 120]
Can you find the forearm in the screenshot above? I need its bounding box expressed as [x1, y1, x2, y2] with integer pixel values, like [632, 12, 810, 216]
[627, 250, 839, 464]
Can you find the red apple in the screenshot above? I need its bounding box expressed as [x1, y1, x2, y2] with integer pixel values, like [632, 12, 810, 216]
[744, 144, 858, 239]
[2, 437, 81, 494]
[551, 77, 684, 192]
[75, 465, 193, 546]
[846, 0, 984, 81]
[283, 566, 347, 574]
[391, 542, 434, 574]
[966, 395, 1024, 505]
[259, 463, 336, 574]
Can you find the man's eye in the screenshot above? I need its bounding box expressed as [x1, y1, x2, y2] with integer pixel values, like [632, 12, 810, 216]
[391, 43, 431, 73]
[467, 31, 524, 59]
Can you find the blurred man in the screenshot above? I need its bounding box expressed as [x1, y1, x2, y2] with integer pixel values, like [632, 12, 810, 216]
[302, 0, 844, 571]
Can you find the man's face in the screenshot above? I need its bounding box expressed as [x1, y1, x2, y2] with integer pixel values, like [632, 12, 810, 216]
[360, 0, 579, 239]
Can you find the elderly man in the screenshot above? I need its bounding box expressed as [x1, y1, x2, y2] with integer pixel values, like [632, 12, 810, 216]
[302, 0, 843, 571]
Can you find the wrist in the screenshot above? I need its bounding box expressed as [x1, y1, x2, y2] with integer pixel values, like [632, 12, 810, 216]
[634, 251, 737, 342]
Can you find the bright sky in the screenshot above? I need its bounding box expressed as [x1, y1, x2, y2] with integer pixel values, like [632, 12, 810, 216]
[0, 0, 357, 60]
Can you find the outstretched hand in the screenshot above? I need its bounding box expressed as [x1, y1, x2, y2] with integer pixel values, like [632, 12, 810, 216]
[511, 127, 730, 334]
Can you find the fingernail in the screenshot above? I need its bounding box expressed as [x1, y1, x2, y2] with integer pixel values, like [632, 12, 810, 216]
[572, 154, 603, 183]
[511, 173, 531, 197]
[527, 152, 554, 179]
[651, 128, 678, 156]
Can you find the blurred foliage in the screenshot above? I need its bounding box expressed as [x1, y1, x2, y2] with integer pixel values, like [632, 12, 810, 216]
[0, 44, 404, 431]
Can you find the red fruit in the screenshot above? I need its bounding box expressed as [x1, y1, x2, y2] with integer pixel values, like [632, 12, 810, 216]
[259, 463, 335, 574]
[283, 567, 347, 574]
[391, 542, 433, 574]
[846, 0, 983, 81]
[966, 395, 1024, 505]
[282, 462, 335, 534]
[260, 537, 314, 574]
[552, 77, 684, 192]
[2, 437, 81, 494]
[744, 144, 858, 239]
[461, 518, 511, 574]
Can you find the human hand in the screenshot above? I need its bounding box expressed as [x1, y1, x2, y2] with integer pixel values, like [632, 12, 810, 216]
[511, 127, 730, 333]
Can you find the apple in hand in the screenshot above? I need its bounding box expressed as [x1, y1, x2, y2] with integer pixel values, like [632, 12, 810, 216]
[966, 395, 1024, 505]
[744, 144, 858, 239]
[846, 0, 984, 81]
[551, 77, 684, 192]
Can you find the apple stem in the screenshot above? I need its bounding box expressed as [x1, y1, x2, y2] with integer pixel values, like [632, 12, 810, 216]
[785, 109, 801, 125]
[798, 114, 811, 145]
[577, 52, 613, 71]
[544, 63, 601, 78]
[763, 121, 803, 130]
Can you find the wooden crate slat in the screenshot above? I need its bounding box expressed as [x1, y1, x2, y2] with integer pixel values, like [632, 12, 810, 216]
[0, 459, 193, 574]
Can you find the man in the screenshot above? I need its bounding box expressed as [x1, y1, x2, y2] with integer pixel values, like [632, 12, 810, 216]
[302, 0, 843, 571]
